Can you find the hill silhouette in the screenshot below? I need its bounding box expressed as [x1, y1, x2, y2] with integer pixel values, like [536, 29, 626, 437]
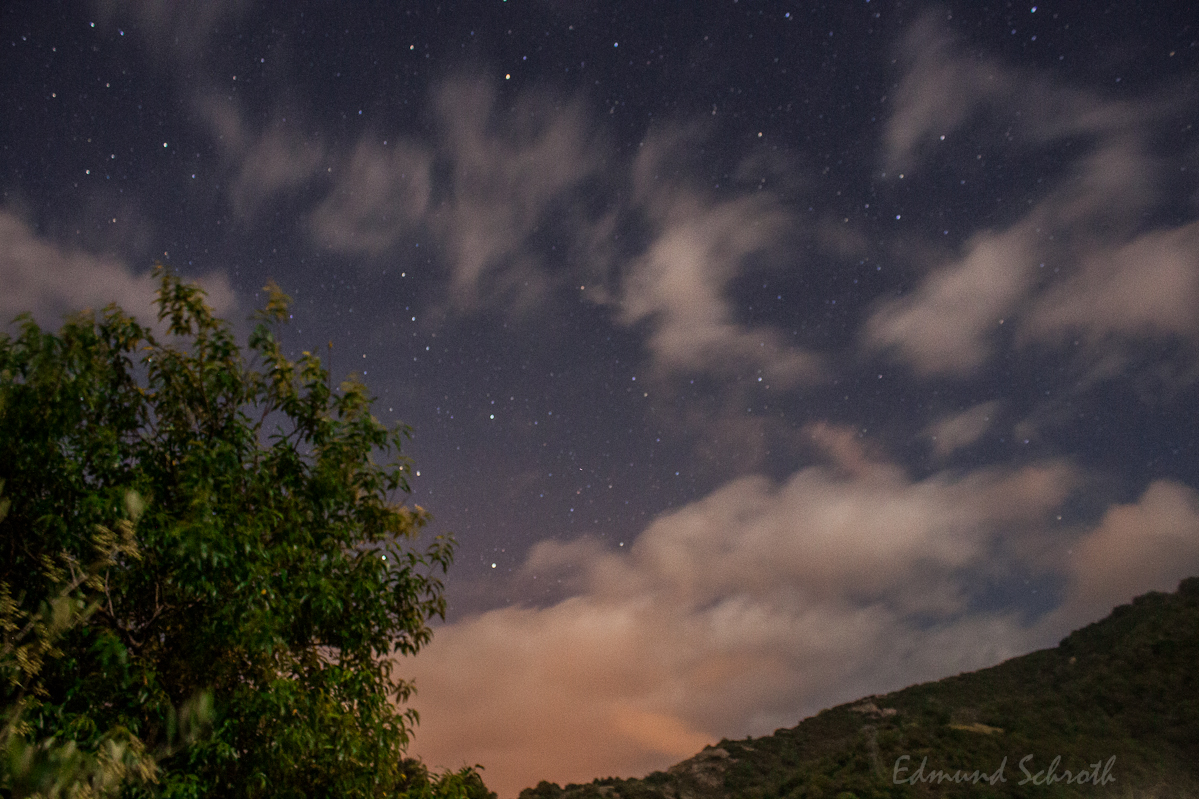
[520, 578, 1199, 799]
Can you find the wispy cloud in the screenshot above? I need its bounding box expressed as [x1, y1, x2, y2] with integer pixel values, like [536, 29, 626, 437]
[427, 77, 608, 312]
[865, 224, 1038, 376]
[311, 138, 432, 255]
[924, 401, 1002, 459]
[296, 77, 825, 454]
[620, 128, 823, 387]
[1022, 219, 1199, 345]
[193, 95, 327, 221]
[230, 127, 326, 220]
[92, 0, 251, 61]
[867, 11, 1195, 379]
[0, 210, 235, 330]
[884, 9, 1143, 173]
[1044, 479, 1199, 633]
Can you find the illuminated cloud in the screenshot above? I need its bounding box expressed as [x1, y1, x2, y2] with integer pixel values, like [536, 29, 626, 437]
[92, 0, 250, 60]
[0, 210, 235, 329]
[230, 127, 326, 220]
[884, 11, 1013, 172]
[885, 10, 1141, 173]
[304, 78, 823, 396]
[1022, 219, 1199, 346]
[300, 76, 613, 310]
[1045, 480, 1199, 633]
[404, 430, 1083, 797]
[867, 132, 1194, 377]
[619, 191, 821, 386]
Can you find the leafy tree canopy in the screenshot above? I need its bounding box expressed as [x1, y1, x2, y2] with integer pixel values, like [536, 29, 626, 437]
[0, 268, 482, 798]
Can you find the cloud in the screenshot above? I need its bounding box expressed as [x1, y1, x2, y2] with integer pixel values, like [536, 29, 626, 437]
[884, 11, 1011, 172]
[868, 14, 1193, 378]
[193, 95, 327, 220]
[617, 128, 823, 387]
[186, 74, 827, 425]
[301, 75, 612, 309]
[805, 421, 882, 479]
[403, 430, 1088, 797]
[924, 401, 1001, 459]
[0, 210, 235, 329]
[1021, 219, 1199, 345]
[404, 429, 1198, 799]
[619, 193, 820, 386]
[1044, 480, 1199, 633]
[864, 226, 1036, 375]
[301, 79, 823, 402]
[867, 132, 1197, 378]
[230, 127, 326, 219]
[310, 139, 432, 255]
[427, 77, 607, 311]
[311, 79, 825, 392]
[885, 10, 1142, 173]
[91, 0, 250, 61]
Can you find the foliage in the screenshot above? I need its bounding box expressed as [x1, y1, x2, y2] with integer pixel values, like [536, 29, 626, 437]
[395, 759, 496, 799]
[2, 483, 150, 798]
[0, 268, 474, 797]
[2, 478, 214, 799]
[523, 578, 1199, 799]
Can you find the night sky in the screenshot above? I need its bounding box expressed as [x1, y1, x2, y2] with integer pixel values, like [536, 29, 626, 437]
[4, 1, 1199, 795]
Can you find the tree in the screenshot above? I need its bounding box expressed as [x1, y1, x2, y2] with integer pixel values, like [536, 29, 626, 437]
[0, 268, 479, 798]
